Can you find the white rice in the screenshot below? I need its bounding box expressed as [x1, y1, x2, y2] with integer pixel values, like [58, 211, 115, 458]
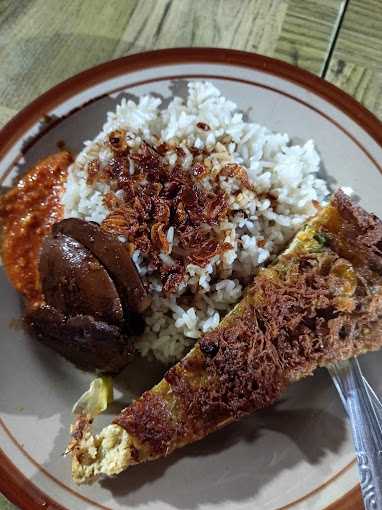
[62, 81, 328, 364]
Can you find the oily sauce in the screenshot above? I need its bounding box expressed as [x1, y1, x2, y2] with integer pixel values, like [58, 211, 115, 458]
[0, 152, 73, 305]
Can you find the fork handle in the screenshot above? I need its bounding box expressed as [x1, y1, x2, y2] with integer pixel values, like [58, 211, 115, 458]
[342, 359, 382, 509]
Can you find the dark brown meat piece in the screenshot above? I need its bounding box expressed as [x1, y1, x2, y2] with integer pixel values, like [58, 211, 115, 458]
[25, 305, 132, 373]
[52, 218, 151, 314]
[39, 233, 124, 325]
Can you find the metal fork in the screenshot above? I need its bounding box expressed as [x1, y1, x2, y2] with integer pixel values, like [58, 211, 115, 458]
[328, 359, 382, 509]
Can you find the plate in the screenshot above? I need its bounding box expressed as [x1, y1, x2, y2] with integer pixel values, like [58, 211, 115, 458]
[1, 48, 382, 510]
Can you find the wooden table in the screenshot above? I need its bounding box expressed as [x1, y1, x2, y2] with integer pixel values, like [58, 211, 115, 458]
[0, 0, 381, 509]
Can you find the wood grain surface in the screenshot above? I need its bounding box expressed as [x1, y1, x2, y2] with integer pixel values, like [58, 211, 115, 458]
[325, 0, 382, 119]
[0, 0, 345, 127]
[0, 0, 381, 509]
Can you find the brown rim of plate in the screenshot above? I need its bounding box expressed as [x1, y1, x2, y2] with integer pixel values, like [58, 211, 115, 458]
[0, 449, 68, 510]
[0, 47, 375, 510]
[325, 486, 362, 510]
[1, 48, 382, 160]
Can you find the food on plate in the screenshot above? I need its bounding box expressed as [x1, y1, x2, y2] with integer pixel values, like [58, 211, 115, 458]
[69, 190, 382, 483]
[2, 81, 381, 484]
[72, 376, 113, 418]
[0, 82, 328, 372]
[52, 218, 151, 316]
[0, 151, 73, 305]
[61, 82, 327, 365]
[39, 231, 125, 324]
[25, 217, 152, 372]
[24, 221, 139, 373]
[25, 304, 133, 373]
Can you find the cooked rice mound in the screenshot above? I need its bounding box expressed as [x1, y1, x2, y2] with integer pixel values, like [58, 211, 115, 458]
[62, 81, 328, 363]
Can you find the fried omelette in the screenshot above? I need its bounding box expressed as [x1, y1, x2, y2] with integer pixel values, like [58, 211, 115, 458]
[69, 189, 382, 483]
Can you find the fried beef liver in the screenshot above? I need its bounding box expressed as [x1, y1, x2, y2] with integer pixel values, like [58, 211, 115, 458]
[52, 218, 151, 314]
[25, 305, 132, 373]
[27, 223, 147, 373]
[39, 232, 124, 325]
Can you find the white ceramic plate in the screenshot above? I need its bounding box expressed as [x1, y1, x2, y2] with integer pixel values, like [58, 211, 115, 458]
[1, 48, 382, 510]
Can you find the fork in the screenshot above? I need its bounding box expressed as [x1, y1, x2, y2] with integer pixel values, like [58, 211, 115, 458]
[328, 359, 382, 509]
